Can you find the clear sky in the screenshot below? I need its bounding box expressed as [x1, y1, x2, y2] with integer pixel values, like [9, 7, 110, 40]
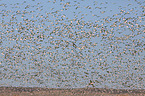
[0, 0, 144, 89]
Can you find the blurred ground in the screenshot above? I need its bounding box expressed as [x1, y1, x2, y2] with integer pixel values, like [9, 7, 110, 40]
[0, 87, 144, 96]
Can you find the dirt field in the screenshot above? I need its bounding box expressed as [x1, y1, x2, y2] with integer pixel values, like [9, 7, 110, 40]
[0, 87, 144, 96]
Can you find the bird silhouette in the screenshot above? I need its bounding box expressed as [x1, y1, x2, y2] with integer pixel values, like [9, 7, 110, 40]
[72, 42, 77, 48]
[87, 80, 95, 87]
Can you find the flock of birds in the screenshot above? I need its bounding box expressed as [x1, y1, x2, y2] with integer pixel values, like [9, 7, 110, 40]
[0, 0, 144, 89]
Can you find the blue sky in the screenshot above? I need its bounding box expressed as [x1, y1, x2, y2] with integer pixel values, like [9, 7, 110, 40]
[0, 0, 144, 89]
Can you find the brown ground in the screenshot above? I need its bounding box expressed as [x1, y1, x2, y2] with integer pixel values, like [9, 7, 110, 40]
[0, 87, 144, 96]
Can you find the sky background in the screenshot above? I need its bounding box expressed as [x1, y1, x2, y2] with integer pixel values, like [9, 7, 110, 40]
[0, 0, 145, 89]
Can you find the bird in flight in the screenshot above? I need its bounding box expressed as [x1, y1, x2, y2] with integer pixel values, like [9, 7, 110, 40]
[72, 42, 77, 48]
[87, 80, 95, 87]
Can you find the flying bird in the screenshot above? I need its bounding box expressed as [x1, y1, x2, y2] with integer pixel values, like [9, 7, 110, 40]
[72, 42, 77, 48]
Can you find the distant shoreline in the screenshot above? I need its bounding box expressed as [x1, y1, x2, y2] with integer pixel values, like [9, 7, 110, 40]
[0, 87, 144, 96]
